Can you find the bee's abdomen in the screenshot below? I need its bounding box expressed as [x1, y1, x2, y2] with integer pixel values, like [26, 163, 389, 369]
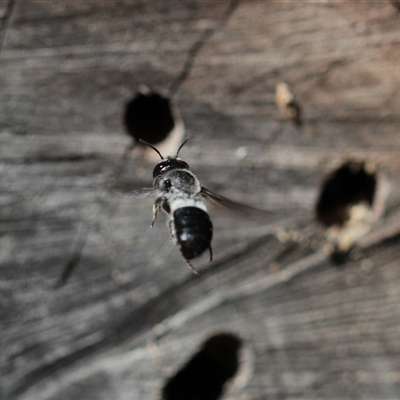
[173, 207, 213, 260]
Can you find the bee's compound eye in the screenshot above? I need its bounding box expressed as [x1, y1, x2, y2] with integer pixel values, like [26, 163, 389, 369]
[174, 160, 190, 170]
[153, 165, 162, 178]
[153, 161, 168, 178]
[164, 179, 172, 189]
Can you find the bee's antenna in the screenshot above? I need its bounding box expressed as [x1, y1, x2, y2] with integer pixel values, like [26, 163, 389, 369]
[139, 139, 164, 159]
[175, 137, 189, 158]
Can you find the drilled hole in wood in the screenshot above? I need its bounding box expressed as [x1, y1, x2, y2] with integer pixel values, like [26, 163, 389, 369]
[162, 333, 242, 400]
[123, 87, 175, 145]
[316, 160, 379, 260]
[316, 161, 377, 227]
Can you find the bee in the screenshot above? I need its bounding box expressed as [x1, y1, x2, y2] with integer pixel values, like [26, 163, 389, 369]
[136, 139, 271, 274]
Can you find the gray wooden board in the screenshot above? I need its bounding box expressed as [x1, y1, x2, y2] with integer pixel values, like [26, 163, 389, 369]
[2, 1, 400, 399]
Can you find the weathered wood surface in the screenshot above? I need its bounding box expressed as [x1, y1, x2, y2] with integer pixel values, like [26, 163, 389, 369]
[2, 1, 400, 399]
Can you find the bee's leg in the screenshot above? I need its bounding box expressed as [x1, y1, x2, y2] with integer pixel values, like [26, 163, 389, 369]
[151, 198, 163, 227]
[208, 245, 213, 262]
[151, 197, 169, 227]
[184, 259, 199, 275]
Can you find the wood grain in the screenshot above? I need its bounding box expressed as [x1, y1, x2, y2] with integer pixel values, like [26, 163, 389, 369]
[2, 1, 400, 399]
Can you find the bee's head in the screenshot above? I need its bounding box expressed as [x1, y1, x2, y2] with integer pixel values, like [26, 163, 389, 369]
[152, 157, 190, 178]
[139, 138, 190, 178]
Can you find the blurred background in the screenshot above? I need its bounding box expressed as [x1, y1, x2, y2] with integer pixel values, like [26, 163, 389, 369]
[2, 1, 400, 399]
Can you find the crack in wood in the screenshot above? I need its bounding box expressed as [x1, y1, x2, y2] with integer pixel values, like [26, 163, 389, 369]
[24, 154, 98, 164]
[168, 0, 240, 97]
[0, 0, 15, 55]
[55, 224, 89, 288]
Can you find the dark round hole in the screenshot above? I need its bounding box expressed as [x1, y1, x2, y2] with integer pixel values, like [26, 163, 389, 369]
[123, 90, 175, 145]
[162, 333, 242, 400]
[316, 161, 377, 227]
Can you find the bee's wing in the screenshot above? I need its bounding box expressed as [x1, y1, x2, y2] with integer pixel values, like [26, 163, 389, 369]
[129, 188, 155, 199]
[200, 187, 273, 218]
[114, 187, 154, 199]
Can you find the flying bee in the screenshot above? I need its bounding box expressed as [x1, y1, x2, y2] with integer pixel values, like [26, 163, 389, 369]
[135, 139, 272, 274]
